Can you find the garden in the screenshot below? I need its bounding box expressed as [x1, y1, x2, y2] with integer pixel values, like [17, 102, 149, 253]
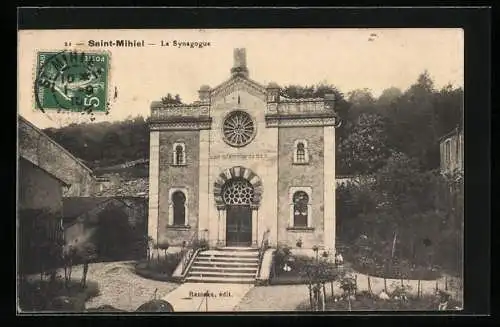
[18, 210, 178, 313]
[134, 237, 209, 282]
[267, 244, 463, 311]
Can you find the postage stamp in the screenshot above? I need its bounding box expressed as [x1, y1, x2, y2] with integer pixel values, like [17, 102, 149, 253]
[34, 50, 110, 113]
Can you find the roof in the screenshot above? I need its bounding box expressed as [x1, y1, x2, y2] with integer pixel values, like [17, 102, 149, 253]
[62, 196, 145, 228]
[18, 115, 94, 175]
[439, 125, 463, 143]
[211, 74, 267, 97]
[19, 156, 70, 187]
[94, 177, 149, 197]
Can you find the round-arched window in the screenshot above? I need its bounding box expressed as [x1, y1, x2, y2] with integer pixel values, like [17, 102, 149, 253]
[222, 178, 255, 205]
[172, 191, 186, 225]
[222, 110, 256, 147]
[293, 191, 309, 227]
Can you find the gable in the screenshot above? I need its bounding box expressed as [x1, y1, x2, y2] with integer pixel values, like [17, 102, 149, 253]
[211, 76, 267, 102]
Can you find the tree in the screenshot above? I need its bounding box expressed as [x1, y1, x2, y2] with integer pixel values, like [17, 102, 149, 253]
[280, 83, 350, 124]
[338, 113, 390, 174]
[347, 88, 376, 121]
[161, 93, 183, 105]
[377, 87, 403, 108]
[77, 243, 97, 288]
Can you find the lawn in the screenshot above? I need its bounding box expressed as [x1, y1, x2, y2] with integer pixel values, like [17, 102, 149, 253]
[134, 252, 184, 282]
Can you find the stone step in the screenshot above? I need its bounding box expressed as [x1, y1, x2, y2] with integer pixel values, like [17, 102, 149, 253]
[198, 250, 259, 258]
[185, 276, 255, 284]
[191, 261, 259, 268]
[188, 271, 256, 279]
[216, 247, 258, 252]
[195, 256, 259, 263]
[190, 266, 257, 274]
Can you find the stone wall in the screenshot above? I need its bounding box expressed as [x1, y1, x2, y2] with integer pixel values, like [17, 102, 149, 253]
[64, 197, 148, 260]
[157, 131, 200, 246]
[277, 127, 325, 249]
[18, 116, 97, 197]
[19, 157, 64, 214]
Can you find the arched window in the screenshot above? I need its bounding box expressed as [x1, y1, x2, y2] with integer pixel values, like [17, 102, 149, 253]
[296, 143, 306, 162]
[172, 143, 186, 166]
[293, 140, 309, 164]
[288, 187, 312, 229]
[293, 191, 309, 227]
[172, 191, 186, 226]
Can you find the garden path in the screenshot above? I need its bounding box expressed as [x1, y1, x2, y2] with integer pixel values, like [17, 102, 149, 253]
[27, 261, 180, 312]
[162, 283, 254, 312]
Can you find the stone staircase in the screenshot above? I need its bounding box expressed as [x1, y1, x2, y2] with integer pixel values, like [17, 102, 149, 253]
[185, 247, 260, 284]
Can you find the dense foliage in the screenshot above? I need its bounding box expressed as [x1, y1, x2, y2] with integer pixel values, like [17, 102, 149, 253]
[18, 209, 65, 276]
[43, 72, 463, 175]
[44, 115, 149, 169]
[336, 157, 463, 277]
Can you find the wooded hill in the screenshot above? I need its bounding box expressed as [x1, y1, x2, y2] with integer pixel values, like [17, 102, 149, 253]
[43, 72, 463, 176]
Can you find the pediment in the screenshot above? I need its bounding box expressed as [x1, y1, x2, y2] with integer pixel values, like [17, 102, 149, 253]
[211, 76, 267, 101]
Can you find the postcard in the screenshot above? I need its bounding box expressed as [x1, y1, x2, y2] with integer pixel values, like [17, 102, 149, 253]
[18, 27, 464, 313]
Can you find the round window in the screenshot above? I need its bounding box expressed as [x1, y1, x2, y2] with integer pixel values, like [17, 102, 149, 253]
[222, 110, 256, 147]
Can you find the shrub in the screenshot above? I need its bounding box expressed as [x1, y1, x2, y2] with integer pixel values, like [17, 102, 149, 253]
[135, 300, 174, 312]
[338, 274, 357, 296]
[18, 209, 64, 276]
[18, 279, 99, 312]
[296, 292, 463, 311]
[135, 252, 184, 281]
[192, 238, 209, 250]
[273, 244, 292, 276]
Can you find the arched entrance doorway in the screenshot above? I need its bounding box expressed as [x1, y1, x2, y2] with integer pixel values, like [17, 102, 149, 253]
[222, 178, 254, 246]
[213, 166, 263, 247]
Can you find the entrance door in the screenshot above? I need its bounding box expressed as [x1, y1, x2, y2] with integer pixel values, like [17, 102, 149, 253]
[226, 205, 252, 247]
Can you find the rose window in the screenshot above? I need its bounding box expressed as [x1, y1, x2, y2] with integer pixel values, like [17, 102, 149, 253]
[222, 179, 255, 205]
[222, 110, 255, 147]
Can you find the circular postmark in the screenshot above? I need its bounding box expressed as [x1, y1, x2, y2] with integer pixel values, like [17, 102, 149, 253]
[34, 50, 109, 115]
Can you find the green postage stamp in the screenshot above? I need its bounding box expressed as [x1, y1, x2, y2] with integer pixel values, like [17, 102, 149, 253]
[35, 50, 110, 113]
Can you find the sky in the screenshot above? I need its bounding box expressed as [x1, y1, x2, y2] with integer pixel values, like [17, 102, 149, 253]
[18, 28, 464, 129]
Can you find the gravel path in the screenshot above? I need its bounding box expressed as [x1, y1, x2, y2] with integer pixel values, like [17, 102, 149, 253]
[234, 284, 309, 311]
[30, 261, 180, 312]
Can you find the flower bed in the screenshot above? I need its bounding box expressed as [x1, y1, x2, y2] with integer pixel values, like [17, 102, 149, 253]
[270, 254, 345, 285]
[346, 254, 442, 281]
[134, 252, 183, 282]
[18, 278, 99, 312]
[296, 290, 462, 311]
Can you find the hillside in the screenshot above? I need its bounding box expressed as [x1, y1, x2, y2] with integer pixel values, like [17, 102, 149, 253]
[43, 115, 149, 170]
[42, 78, 463, 177]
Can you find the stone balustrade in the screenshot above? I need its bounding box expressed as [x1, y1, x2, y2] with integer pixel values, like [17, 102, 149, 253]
[150, 101, 210, 121]
[266, 98, 334, 117]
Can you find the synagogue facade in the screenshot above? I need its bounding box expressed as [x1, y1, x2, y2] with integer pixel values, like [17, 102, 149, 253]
[148, 49, 339, 252]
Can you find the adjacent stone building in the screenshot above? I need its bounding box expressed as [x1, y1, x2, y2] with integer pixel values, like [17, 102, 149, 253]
[18, 115, 97, 273]
[148, 49, 339, 253]
[18, 115, 97, 197]
[439, 126, 464, 175]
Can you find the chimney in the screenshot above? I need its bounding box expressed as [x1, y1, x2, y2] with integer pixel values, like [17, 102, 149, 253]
[198, 85, 211, 102]
[324, 93, 336, 111]
[230, 48, 249, 78]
